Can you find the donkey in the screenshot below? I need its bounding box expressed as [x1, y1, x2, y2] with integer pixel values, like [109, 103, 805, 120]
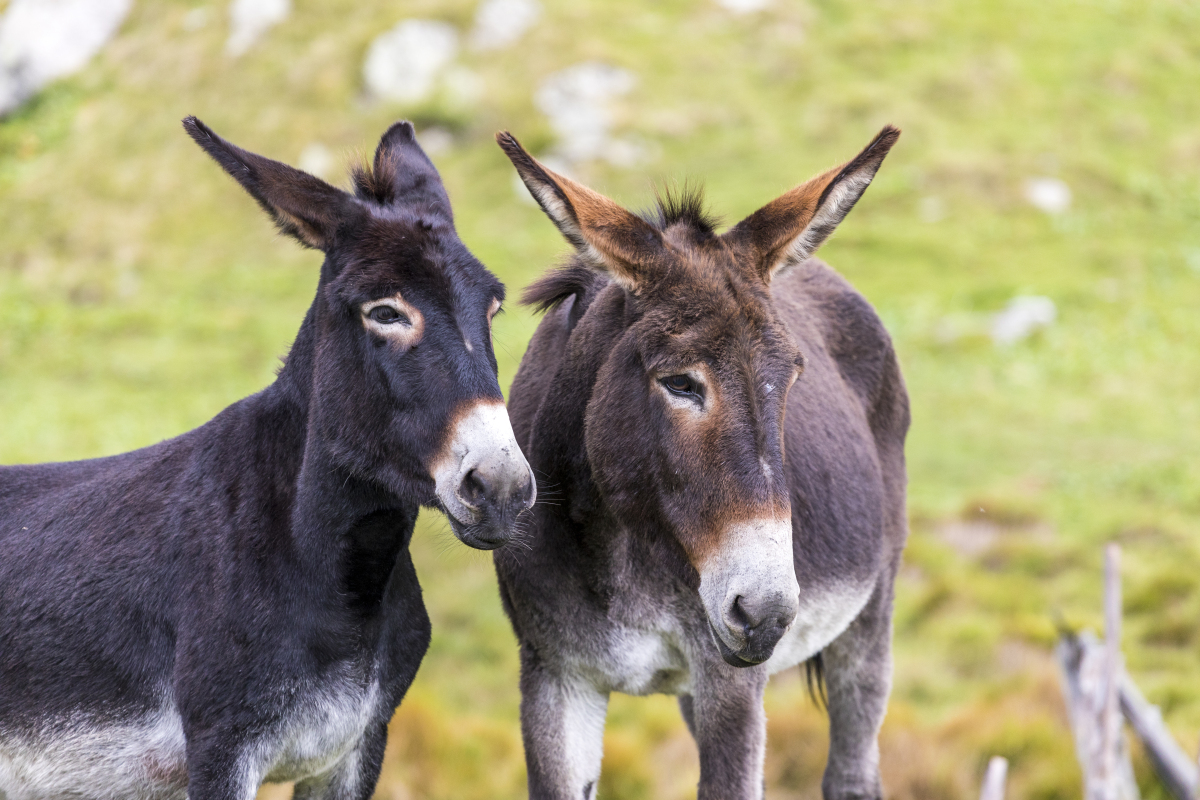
[494, 126, 907, 800]
[0, 118, 534, 800]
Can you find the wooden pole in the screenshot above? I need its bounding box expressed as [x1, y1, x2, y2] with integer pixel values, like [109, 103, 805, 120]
[1056, 543, 1139, 800]
[1103, 543, 1123, 800]
[1118, 675, 1199, 799]
[979, 756, 1008, 800]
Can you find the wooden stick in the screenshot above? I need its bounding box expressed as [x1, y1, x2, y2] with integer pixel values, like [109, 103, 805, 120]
[979, 756, 1009, 800]
[1118, 673, 1199, 800]
[1057, 631, 1141, 800]
[1104, 544, 1123, 800]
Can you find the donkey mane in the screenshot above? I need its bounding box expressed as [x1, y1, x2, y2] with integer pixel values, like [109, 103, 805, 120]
[351, 148, 400, 204]
[646, 181, 720, 235]
[520, 262, 601, 313]
[521, 183, 721, 315]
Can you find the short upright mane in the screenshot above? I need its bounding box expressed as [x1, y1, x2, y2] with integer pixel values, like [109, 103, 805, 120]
[351, 149, 398, 204]
[646, 182, 720, 235]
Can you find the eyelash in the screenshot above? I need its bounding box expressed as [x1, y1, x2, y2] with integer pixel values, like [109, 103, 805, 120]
[661, 374, 702, 401]
[367, 305, 410, 325]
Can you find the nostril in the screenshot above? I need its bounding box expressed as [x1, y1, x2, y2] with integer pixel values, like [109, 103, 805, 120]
[458, 468, 489, 508]
[516, 475, 536, 510]
[509, 485, 529, 510]
[729, 595, 754, 633]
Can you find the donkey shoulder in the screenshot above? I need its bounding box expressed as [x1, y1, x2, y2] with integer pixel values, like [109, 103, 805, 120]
[774, 258, 909, 443]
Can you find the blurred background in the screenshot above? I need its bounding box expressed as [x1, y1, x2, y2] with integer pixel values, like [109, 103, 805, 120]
[1, 0, 1198, 797]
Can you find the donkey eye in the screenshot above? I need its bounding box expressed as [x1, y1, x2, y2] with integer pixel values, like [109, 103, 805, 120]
[661, 374, 698, 397]
[368, 305, 409, 325]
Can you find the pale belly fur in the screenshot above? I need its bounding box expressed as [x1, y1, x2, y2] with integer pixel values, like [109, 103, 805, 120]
[584, 579, 874, 698]
[0, 680, 380, 800]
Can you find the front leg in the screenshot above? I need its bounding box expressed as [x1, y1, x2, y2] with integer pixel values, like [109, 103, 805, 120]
[821, 578, 895, 800]
[519, 649, 609, 800]
[690, 665, 770, 800]
[292, 721, 389, 800]
[184, 733, 259, 800]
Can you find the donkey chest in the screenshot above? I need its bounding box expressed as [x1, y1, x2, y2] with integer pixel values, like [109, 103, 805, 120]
[253, 676, 383, 783]
[587, 622, 692, 696]
[762, 579, 875, 674]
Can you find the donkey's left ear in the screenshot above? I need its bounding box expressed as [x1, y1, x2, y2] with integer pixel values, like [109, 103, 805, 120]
[724, 126, 899, 282]
[184, 116, 358, 251]
[496, 131, 665, 293]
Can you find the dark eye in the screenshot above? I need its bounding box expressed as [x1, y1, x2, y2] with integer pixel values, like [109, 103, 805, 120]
[661, 374, 698, 397]
[368, 305, 409, 325]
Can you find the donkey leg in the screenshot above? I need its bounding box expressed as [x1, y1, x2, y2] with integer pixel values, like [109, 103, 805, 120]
[183, 740, 260, 800]
[678, 693, 697, 737]
[820, 579, 895, 800]
[691, 668, 770, 800]
[291, 721, 389, 800]
[519, 653, 609, 800]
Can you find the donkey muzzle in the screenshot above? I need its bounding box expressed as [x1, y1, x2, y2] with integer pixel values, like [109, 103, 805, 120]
[699, 517, 800, 667]
[433, 400, 535, 550]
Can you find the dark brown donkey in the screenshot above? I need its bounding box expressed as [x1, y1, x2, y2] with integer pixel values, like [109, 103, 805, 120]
[494, 127, 908, 800]
[0, 119, 533, 799]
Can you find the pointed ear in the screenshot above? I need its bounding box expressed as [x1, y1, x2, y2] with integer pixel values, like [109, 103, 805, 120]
[496, 131, 664, 292]
[725, 126, 900, 281]
[183, 116, 358, 251]
[355, 121, 454, 222]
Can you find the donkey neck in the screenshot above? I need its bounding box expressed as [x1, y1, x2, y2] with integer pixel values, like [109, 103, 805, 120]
[236, 296, 411, 557]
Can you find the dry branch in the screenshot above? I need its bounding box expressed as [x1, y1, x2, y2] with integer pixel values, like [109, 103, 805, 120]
[1119, 674, 1199, 800]
[978, 756, 1008, 800]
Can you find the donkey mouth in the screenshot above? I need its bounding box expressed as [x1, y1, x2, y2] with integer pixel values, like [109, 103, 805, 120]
[441, 509, 511, 551]
[708, 622, 775, 668]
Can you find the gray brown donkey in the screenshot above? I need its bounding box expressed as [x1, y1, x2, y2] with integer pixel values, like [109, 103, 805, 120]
[494, 126, 908, 800]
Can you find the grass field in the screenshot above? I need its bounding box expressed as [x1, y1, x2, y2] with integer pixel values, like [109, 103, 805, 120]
[1, 1, 1198, 798]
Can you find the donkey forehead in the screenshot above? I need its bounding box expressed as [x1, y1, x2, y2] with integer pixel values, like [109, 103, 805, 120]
[336, 219, 502, 302]
[637, 271, 800, 369]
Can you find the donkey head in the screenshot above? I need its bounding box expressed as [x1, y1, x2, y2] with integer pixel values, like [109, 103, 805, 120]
[186, 117, 535, 549]
[500, 127, 898, 664]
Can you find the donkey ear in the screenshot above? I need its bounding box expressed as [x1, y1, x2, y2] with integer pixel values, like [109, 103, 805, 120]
[183, 116, 356, 251]
[496, 131, 664, 292]
[725, 126, 900, 282]
[357, 121, 454, 222]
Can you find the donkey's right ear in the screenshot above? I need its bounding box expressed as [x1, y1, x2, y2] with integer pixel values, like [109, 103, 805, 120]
[184, 116, 357, 251]
[496, 131, 664, 293]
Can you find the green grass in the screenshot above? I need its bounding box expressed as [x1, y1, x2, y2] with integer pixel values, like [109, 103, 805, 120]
[1, 1, 1198, 798]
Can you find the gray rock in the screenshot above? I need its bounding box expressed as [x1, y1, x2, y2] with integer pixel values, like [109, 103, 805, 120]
[0, 0, 132, 116]
[226, 0, 290, 57]
[298, 142, 334, 180]
[714, 0, 773, 13]
[991, 295, 1056, 346]
[469, 0, 540, 51]
[534, 61, 636, 165]
[1024, 176, 1072, 214]
[363, 19, 458, 104]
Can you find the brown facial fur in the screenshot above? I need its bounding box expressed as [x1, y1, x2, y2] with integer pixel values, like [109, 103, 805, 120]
[581, 241, 799, 573]
[504, 126, 898, 579]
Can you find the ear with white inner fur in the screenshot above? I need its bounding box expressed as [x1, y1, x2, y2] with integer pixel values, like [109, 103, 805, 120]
[724, 126, 900, 282]
[184, 115, 359, 251]
[495, 131, 665, 292]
